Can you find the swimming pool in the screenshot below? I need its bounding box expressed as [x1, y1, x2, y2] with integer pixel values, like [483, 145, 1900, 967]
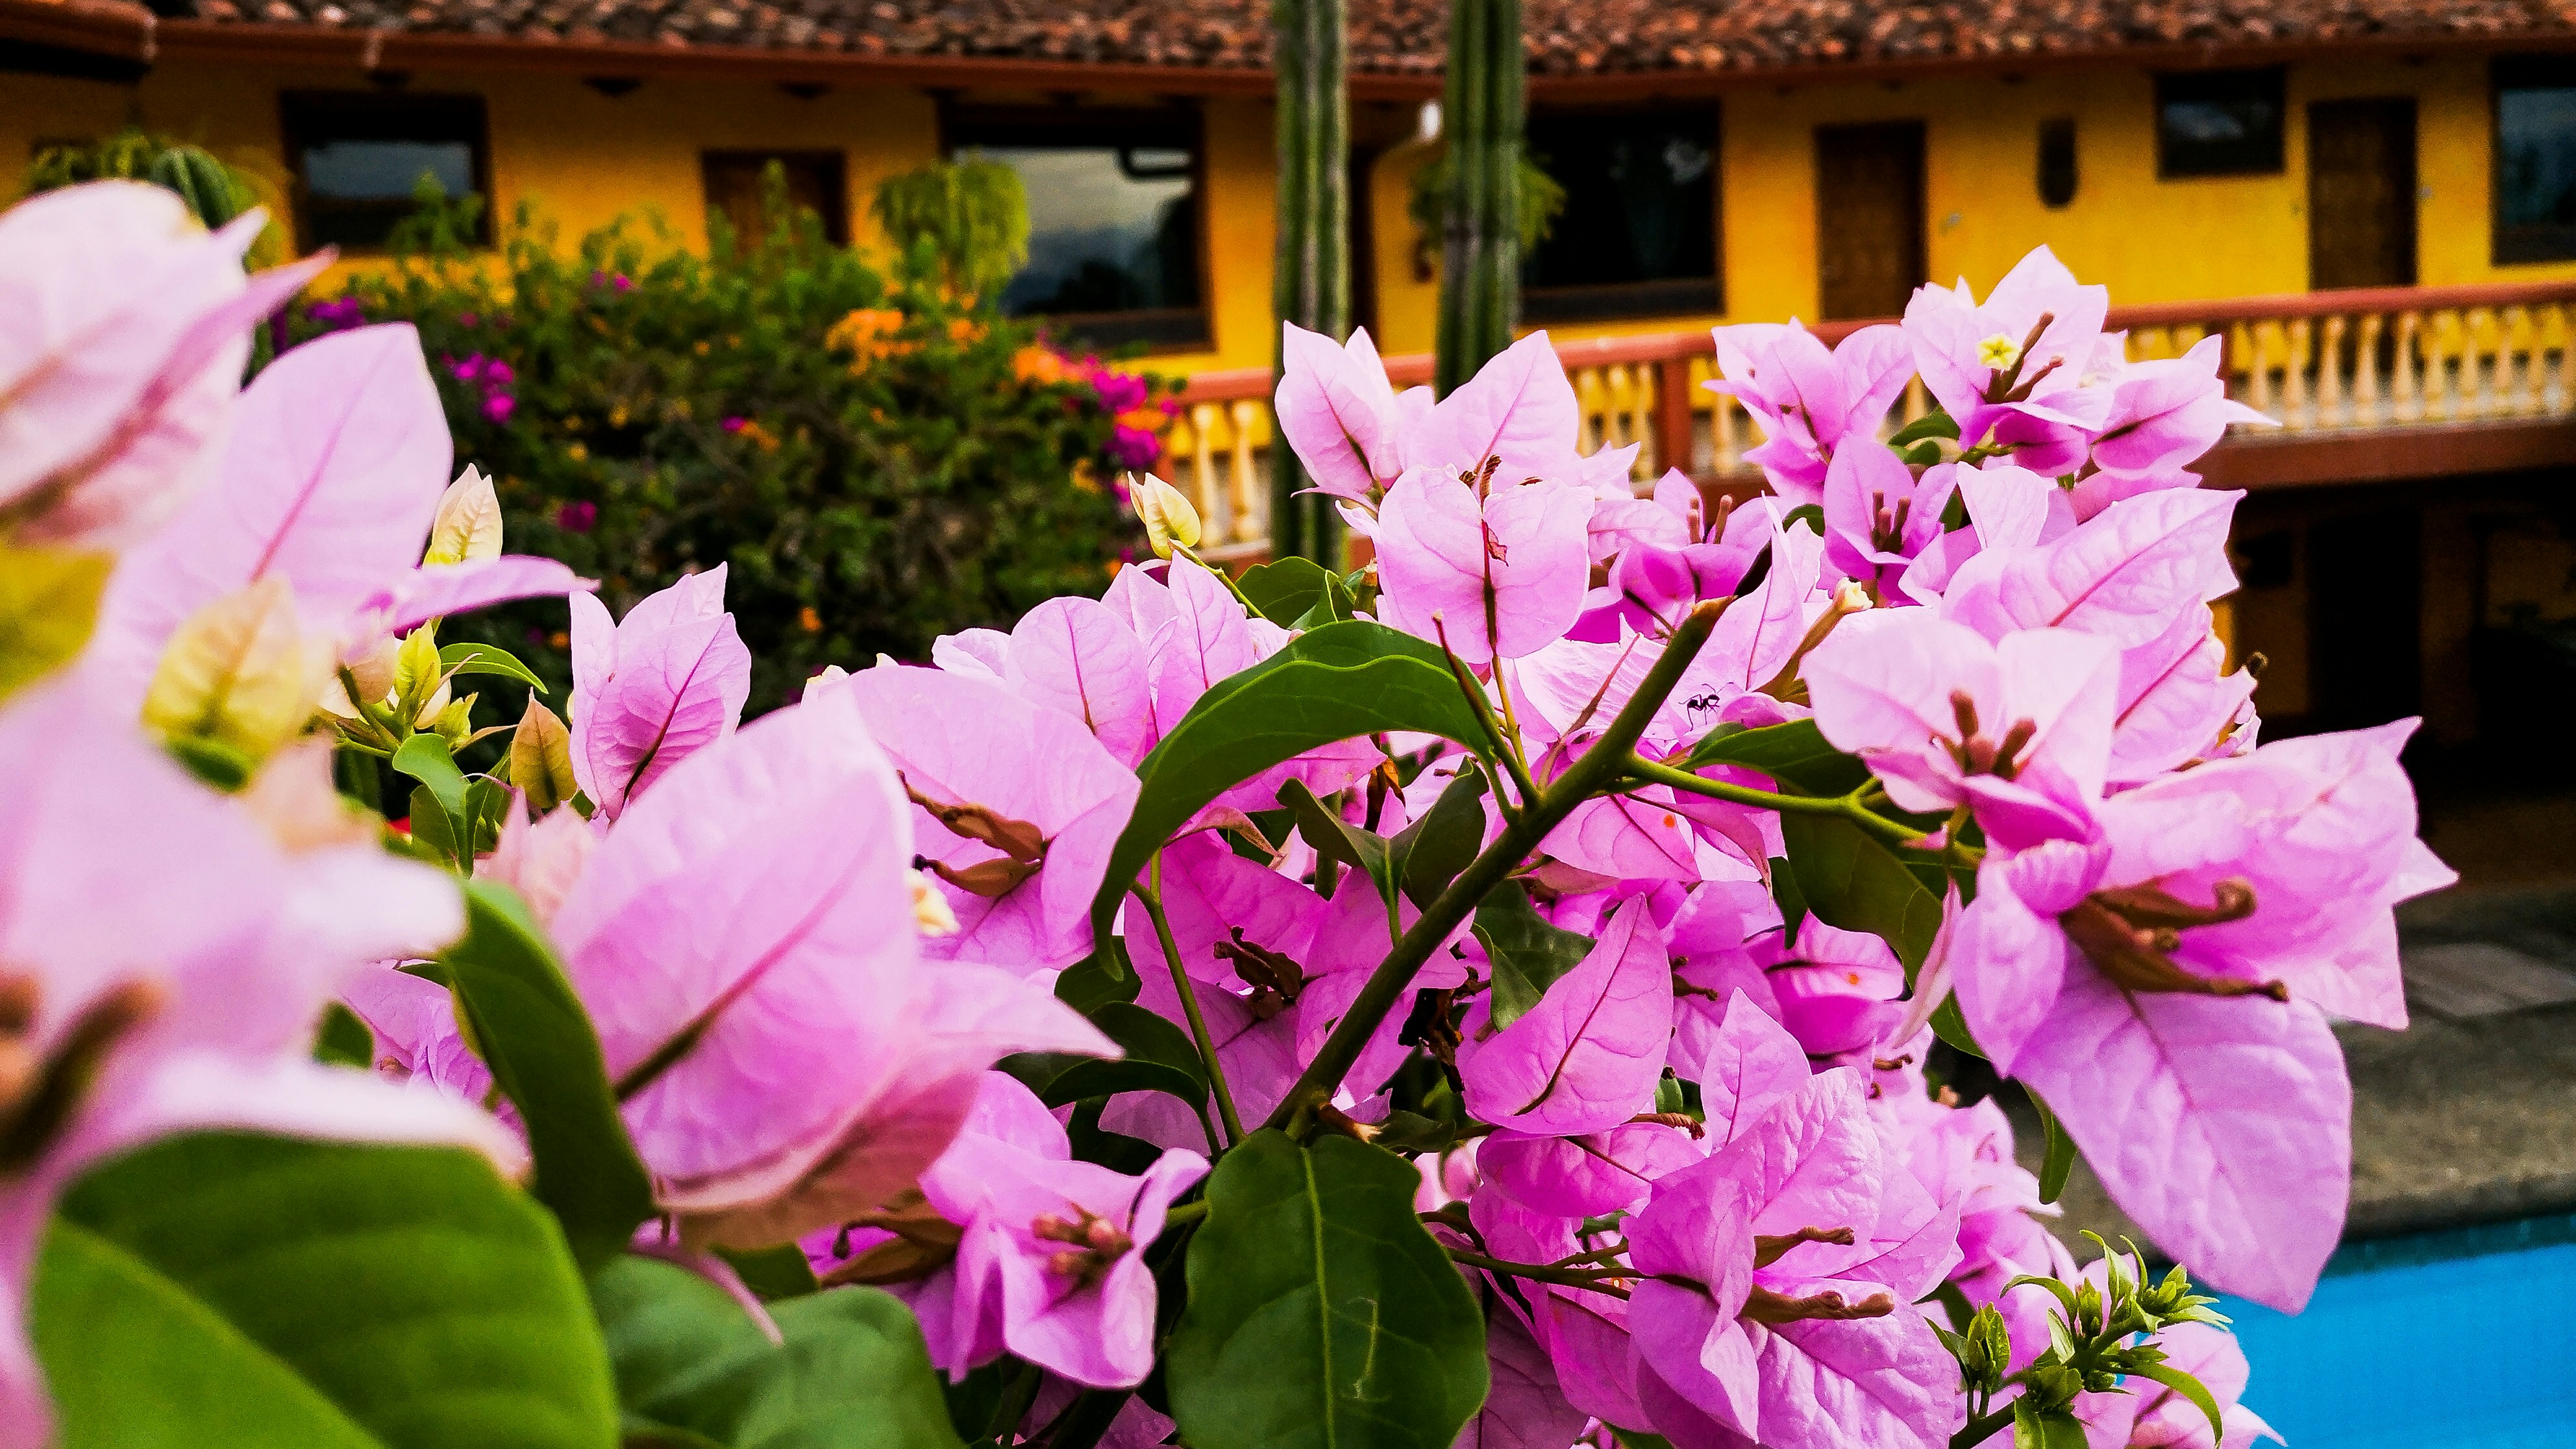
[2215, 1214, 2576, 1448]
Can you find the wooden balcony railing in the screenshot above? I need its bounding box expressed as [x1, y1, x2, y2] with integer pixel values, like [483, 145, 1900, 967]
[1158, 279, 2576, 555]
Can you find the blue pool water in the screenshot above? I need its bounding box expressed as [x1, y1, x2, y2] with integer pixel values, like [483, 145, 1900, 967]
[2215, 1214, 2576, 1447]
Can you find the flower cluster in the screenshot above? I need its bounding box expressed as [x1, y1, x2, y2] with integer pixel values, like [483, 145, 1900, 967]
[446, 351, 519, 424]
[1084, 360, 1176, 473]
[1, 179, 2438, 1449]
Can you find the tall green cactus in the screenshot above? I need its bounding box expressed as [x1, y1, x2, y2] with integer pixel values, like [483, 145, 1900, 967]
[1269, 0, 1350, 565]
[1435, 0, 1525, 397]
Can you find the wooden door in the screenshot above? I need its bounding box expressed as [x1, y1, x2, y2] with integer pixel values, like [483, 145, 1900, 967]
[1814, 122, 1926, 319]
[2307, 99, 2417, 290]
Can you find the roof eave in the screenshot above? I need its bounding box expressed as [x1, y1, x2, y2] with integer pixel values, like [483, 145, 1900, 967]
[0, 0, 155, 64]
[1522, 28, 2576, 100]
[123, 16, 2576, 99]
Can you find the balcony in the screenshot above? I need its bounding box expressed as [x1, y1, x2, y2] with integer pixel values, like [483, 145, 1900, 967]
[1159, 279, 2576, 558]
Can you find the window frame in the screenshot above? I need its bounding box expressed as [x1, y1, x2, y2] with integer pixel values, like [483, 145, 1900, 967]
[1518, 101, 1725, 325]
[2492, 55, 2576, 265]
[939, 102, 1213, 353]
[278, 90, 493, 254]
[699, 149, 853, 247]
[2153, 66, 2287, 180]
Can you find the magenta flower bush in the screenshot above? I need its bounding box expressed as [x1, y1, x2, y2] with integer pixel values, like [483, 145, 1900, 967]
[0, 183, 2433, 1449]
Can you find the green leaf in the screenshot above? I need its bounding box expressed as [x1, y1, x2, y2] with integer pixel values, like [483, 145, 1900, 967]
[1887, 408, 1961, 445]
[406, 783, 464, 867]
[2026, 1086, 2077, 1206]
[1777, 503, 1826, 536]
[1235, 556, 1340, 626]
[1166, 1131, 1487, 1449]
[1928, 993, 1983, 1058]
[466, 776, 514, 854]
[1768, 854, 1807, 948]
[1292, 584, 1361, 632]
[1031, 1002, 1208, 1111]
[713, 1245, 819, 1303]
[392, 732, 472, 864]
[34, 1133, 615, 1449]
[1066, 1100, 1162, 1174]
[1282, 778, 1398, 910]
[2011, 1399, 2090, 1449]
[1054, 947, 1141, 1012]
[2123, 1362, 2229, 1449]
[1679, 719, 1870, 797]
[1778, 812, 1946, 973]
[0, 543, 110, 704]
[1091, 621, 1500, 951]
[590, 1255, 964, 1449]
[1474, 881, 1596, 1034]
[1391, 770, 1489, 908]
[441, 640, 549, 691]
[1900, 439, 1946, 467]
[167, 734, 256, 791]
[1369, 1109, 1459, 1155]
[313, 1001, 374, 1067]
[438, 882, 656, 1267]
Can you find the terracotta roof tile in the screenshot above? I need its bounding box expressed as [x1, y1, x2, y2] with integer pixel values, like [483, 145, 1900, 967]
[169, 0, 2576, 75]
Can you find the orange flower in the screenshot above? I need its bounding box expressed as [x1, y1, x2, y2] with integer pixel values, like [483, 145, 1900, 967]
[827, 308, 919, 371]
[1117, 406, 1172, 435]
[947, 317, 985, 345]
[799, 606, 823, 633]
[1013, 346, 1069, 385]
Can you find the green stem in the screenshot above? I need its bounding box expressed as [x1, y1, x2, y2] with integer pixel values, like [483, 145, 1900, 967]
[1445, 1246, 1631, 1299]
[1262, 598, 1728, 1130]
[1175, 545, 1264, 616]
[1624, 755, 1930, 850]
[1162, 1199, 1210, 1226]
[1951, 1405, 2013, 1449]
[1134, 867, 1246, 1146]
[1432, 620, 1540, 814]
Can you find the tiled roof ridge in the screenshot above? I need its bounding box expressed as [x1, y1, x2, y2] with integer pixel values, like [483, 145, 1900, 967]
[135, 0, 2576, 75]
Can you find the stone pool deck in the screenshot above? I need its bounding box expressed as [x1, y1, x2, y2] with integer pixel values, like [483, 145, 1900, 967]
[2009, 882, 2576, 1261]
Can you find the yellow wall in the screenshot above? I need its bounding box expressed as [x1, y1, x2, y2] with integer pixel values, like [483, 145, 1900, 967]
[1367, 53, 2576, 354]
[11, 49, 2574, 375]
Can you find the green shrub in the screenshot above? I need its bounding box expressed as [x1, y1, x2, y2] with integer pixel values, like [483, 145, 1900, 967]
[22, 129, 286, 262]
[870, 156, 1031, 304]
[293, 185, 1154, 715]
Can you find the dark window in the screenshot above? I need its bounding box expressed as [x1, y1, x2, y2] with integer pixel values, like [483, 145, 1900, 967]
[1522, 108, 1721, 323]
[2494, 57, 2576, 263]
[946, 108, 1208, 351]
[2037, 117, 2079, 208]
[279, 91, 489, 251]
[2155, 68, 2286, 178]
[702, 151, 850, 247]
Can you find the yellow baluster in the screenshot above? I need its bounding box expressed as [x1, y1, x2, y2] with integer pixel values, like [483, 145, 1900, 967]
[1188, 402, 1224, 535]
[2246, 321, 2275, 421]
[2284, 317, 2313, 432]
[2427, 312, 2458, 423]
[1573, 366, 1607, 455]
[2394, 312, 2423, 424]
[2318, 314, 2348, 429]
[1227, 401, 1263, 545]
[2355, 313, 2384, 428]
